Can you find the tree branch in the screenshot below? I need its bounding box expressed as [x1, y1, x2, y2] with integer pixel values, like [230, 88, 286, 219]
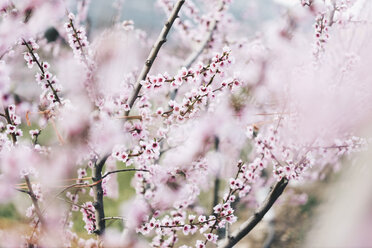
[183, 18, 217, 68]
[125, 0, 185, 116]
[92, 155, 109, 235]
[23, 40, 61, 104]
[56, 182, 90, 196]
[169, 1, 224, 101]
[117, 115, 142, 120]
[212, 136, 220, 214]
[102, 216, 126, 221]
[24, 175, 45, 226]
[183, 0, 223, 69]
[218, 178, 288, 248]
[102, 168, 149, 180]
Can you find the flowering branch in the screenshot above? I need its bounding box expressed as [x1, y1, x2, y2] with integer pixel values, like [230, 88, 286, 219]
[68, 18, 89, 62]
[3, 106, 17, 144]
[125, 0, 185, 115]
[22, 39, 61, 104]
[218, 178, 288, 248]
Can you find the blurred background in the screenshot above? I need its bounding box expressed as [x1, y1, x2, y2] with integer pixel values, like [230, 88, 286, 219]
[80, 0, 283, 33]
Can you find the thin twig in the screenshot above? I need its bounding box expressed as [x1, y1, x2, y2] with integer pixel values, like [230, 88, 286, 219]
[183, 1, 224, 68]
[50, 119, 65, 145]
[16, 176, 92, 186]
[0, 46, 13, 60]
[57, 196, 95, 214]
[102, 168, 150, 180]
[328, 3, 337, 27]
[125, 0, 185, 116]
[56, 182, 91, 196]
[15, 188, 30, 194]
[116, 115, 142, 120]
[24, 175, 45, 226]
[102, 216, 126, 221]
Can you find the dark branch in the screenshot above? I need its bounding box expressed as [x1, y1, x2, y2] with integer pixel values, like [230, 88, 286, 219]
[219, 178, 288, 248]
[92, 155, 109, 235]
[102, 168, 150, 180]
[15, 188, 30, 194]
[125, 0, 185, 116]
[102, 216, 126, 221]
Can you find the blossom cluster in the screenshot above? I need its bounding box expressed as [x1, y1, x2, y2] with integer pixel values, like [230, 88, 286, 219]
[143, 47, 232, 90]
[80, 201, 96, 234]
[1, 104, 22, 137]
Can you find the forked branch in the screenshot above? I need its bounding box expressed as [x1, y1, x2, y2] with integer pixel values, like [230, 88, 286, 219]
[219, 178, 288, 248]
[183, 1, 225, 68]
[125, 0, 185, 116]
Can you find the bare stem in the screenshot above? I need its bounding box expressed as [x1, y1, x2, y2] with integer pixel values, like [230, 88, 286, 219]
[57, 196, 95, 213]
[56, 182, 90, 196]
[92, 155, 109, 235]
[117, 115, 142, 120]
[102, 168, 149, 180]
[102, 216, 126, 221]
[212, 136, 220, 214]
[125, 0, 185, 116]
[24, 175, 45, 226]
[218, 178, 288, 248]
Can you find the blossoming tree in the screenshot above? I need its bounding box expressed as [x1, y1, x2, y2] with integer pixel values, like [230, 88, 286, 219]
[0, 0, 370, 247]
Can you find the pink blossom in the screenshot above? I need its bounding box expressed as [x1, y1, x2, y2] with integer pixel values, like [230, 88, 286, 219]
[80, 201, 96, 234]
